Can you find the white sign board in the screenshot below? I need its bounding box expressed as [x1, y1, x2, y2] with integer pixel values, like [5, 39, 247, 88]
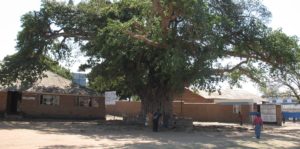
[22, 96, 36, 100]
[261, 104, 276, 122]
[105, 91, 118, 105]
[282, 105, 300, 112]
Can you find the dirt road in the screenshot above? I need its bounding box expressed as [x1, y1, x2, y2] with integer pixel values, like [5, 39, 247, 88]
[0, 120, 299, 149]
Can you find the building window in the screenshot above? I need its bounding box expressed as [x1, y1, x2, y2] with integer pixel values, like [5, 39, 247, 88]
[233, 105, 241, 113]
[76, 97, 99, 108]
[40, 95, 60, 106]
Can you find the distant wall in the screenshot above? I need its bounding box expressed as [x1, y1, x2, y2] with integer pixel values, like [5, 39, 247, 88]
[0, 91, 7, 114]
[176, 103, 251, 123]
[106, 101, 141, 117]
[106, 101, 252, 123]
[105, 88, 214, 117]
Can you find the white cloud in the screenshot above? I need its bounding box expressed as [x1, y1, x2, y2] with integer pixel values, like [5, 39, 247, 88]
[0, 0, 41, 60]
[262, 0, 300, 37]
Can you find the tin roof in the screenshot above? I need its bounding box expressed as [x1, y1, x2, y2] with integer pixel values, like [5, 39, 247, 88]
[1, 71, 100, 96]
[191, 87, 266, 104]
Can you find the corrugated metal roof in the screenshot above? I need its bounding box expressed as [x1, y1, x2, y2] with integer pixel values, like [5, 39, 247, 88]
[30, 71, 72, 89]
[191, 87, 266, 104]
[1, 71, 100, 96]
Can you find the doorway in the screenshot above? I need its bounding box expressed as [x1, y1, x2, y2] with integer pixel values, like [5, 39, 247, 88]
[6, 91, 22, 114]
[257, 105, 261, 113]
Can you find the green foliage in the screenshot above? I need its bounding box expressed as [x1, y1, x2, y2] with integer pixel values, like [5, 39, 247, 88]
[45, 57, 72, 80]
[0, 54, 71, 87]
[0, 52, 46, 87]
[0, 0, 299, 112]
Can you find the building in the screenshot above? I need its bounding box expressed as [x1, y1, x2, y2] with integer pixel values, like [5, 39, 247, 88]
[0, 71, 105, 119]
[194, 88, 266, 105]
[72, 73, 87, 87]
[267, 97, 299, 105]
[106, 88, 268, 123]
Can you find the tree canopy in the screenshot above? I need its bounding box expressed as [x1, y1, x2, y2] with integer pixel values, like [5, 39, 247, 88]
[0, 0, 299, 118]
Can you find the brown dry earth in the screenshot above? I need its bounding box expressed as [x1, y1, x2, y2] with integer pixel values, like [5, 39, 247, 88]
[0, 118, 299, 149]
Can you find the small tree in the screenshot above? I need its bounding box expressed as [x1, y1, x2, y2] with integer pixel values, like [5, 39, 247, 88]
[261, 62, 300, 101]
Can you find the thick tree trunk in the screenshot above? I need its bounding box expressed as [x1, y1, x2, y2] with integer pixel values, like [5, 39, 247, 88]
[140, 93, 173, 128]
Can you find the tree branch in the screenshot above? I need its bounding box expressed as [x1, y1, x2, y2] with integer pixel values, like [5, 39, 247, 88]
[125, 30, 167, 48]
[151, 0, 181, 36]
[47, 31, 91, 40]
[282, 81, 300, 100]
[152, 0, 164, 18]
[238, 68, 263, 85]
[213, 60, 264, 85]
[214, 59, 249, 74]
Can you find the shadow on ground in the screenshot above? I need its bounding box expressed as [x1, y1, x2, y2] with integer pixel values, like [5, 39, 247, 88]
[0, 119, 299, 149]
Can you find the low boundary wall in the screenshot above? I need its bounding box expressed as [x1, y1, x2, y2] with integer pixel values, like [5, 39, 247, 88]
[106, 101, 252, 123]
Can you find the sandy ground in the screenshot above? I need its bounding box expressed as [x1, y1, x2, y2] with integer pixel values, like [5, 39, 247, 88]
[0, 117, 299, 149]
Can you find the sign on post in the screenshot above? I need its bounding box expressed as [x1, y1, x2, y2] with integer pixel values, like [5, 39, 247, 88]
[261, 104, 277, 122]
[105, 91, 118, 105]
[22, 96, 36, 100]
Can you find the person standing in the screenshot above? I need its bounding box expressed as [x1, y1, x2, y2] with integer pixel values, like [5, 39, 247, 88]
[238, 111, 243, 126]
[152, 109, 161, 132]
[253, 113, 263, 139]
[282, 113, 286, 125]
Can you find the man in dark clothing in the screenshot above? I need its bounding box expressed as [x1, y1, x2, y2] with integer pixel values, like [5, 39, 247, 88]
[238, 111, 243, 126]
[152, 110, 161, 132]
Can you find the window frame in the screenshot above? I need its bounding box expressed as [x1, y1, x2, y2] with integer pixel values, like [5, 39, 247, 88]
[76, 96, 99, 108]
[233, 105, 241, 113]
[40, 94, 60, 106]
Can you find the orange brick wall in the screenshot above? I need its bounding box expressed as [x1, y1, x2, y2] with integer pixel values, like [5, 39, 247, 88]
[106, 101, 252, 123]
[20, 92, 105, 119]
[180, 103, 251, 123]
[106, 101, 184, 117]
[106, 101, 141, 117]
[172, 101, 184, 115]
[276, 105, 282, 125]
[106, 88, 214, 116]
[0, 91, 7, 114]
